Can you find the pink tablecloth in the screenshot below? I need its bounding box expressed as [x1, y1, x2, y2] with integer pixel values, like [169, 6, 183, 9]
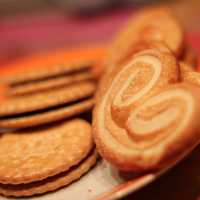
[0, 8, 200, 65]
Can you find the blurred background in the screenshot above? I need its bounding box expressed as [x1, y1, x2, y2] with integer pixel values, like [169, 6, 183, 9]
[0, 0, 200, 65]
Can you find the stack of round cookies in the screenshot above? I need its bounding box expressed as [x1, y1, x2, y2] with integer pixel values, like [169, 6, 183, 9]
[1, 5, 200, 199]
[0, 60, 99, 197]
[0, 62, 96, 129]
[93, 6, 200, 173]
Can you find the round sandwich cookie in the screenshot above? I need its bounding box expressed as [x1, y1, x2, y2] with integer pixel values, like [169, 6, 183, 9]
[0, 119, 94, 185]
[93, 49, 200, 172]
[105, 6, 184, 69]
[0, 81, 95, 117]
[1, 61, 93, 86]
[0, 99, 94, 129]
[0, 149, 97, 197]
[0, 45, 106, 96]
[7, 72, 94, 96]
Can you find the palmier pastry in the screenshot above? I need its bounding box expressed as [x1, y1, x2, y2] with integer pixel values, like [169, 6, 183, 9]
[180, 62, 200, 86]
[105, 6, 184, 68]
[95, 43, 172, 103]
[93, 50, 200, 172]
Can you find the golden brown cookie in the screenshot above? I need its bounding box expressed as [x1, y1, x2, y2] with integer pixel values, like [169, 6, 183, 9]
[1, 61, 92, 85]
[93, 50, 200, 172]
[181, 45, 198, 68]
[0, 149, 97, 197]
[95, 43, 172, 103]
[8, 72, 93, 96]
[0, 81, 95, 117]
[180, 62, 200, 86]
[105, 6, 184, 69]
[96, 48, 179, 108]
[180, 61, 194, 74]
[0, 119, 93, 184]
[0, 99, 94, 129]
[109, 41, 171, 69]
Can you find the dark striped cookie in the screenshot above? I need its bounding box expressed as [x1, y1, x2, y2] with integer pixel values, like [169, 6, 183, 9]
[0, 99, 94, 129]
[0, 81, 95, 117]
[8, 72, 93, 96]
[1, 61, 93, 85]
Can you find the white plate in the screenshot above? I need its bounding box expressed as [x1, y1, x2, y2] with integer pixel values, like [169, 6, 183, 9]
[0, 159, 156, 200]
[0, 139, 196, 200]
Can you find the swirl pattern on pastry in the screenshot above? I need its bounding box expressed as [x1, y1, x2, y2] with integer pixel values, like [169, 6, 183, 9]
[93, 51, 200, 172]
[96, 45, 175, 104]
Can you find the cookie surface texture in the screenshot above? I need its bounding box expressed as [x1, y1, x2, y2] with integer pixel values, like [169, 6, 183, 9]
[0, 81, 95, 117]
[0, 99, 94, 129]
[8, 72, 93, 96]
[105, 7, 184, 68]
[1, 61, 92, 85]
[0, 119, 93, 184]
[93, 50, 200, 172]
[0, 149, 98, 197]
[180, 62, 200, 86]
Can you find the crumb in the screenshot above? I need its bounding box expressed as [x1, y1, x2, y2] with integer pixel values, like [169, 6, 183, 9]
[88, 189, 92, 193]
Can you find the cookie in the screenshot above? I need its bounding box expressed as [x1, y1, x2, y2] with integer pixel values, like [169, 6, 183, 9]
[105, 6, 184, 68]
[180, 61, 195, 74]
[0, 99, 94, 129]
[0, 149, 97, 197]
[0, 119, 93, 184]
[109, 41, 172, 69]
[180, 62, 200, 86]
[1, 61, 92, 85]
[8, 72, 93, 96]
[96, 48, 179, 120]
[94, 79, 200, 171]
[93, 50, 200, 172]
[181, 45, 198, 68]
[95, 43, 172, 102]
[0, 81, 95, 117]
